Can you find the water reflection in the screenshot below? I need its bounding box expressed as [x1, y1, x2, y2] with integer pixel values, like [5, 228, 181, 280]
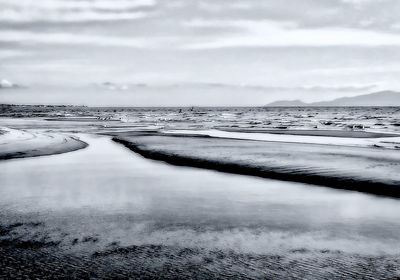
[0, 135, 399, 255]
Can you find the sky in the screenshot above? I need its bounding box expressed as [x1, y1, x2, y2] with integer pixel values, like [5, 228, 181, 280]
[1, 0, 400, 106]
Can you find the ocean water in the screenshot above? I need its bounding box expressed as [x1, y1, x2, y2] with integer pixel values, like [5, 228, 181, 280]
[61, 106, 400, 133]
[1, 106, 400, 133]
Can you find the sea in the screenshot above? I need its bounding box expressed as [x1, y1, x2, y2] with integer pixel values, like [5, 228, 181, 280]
[1, 105, 400, 134]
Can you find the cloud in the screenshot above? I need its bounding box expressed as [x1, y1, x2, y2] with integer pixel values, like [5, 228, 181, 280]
[2, 0, 400, 98]
[2, 0, 400, 46]
[306, 65, 400, 75]
[182, 19, 400, 49]
[0, 50, 30, 59]
[0, 30, 160, 48]
[340, 0, 383, 4]
[3, 0, 156, 9]
[0, 0, 156, 22]
[1, 0, 399, 31]
[170, 82, 377, 92]
[0, 10, 151, 22]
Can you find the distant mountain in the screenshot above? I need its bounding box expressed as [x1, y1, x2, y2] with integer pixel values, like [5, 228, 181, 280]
[266, 99, 307, 106]
[266, 91, 400, 106]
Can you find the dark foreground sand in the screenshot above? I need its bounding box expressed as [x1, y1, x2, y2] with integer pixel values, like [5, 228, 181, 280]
[1, 235, 399, 279]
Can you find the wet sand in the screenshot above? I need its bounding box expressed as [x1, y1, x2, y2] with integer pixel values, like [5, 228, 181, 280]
[163, 129, 400, 148]
[0, 127, 88, 160]
[114, 132, 400, 197]
[1, 134, 400, 278]
[218, 128, 400, 138]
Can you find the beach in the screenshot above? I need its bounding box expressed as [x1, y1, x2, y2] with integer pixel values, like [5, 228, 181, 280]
[0, 106, 400, 278]
[3, 0, 400, 277]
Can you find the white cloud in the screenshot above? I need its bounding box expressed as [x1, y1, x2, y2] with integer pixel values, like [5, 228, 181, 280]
[0, 30, 159, 48]
[307, 65, 400, 75]
[341, 0, 382, 3]
[0, 50, 30, 59]
[183, 19, 400, 49]
[0, 10, 151, 22]
[2, 0, 156, 10]
[0, 0, 156, 22]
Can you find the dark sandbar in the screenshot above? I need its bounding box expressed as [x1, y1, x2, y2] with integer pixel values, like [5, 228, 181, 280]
[113, 132, 400, 198]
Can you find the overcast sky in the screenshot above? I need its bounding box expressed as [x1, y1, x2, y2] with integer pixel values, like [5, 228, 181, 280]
[1, 0, 400, 105]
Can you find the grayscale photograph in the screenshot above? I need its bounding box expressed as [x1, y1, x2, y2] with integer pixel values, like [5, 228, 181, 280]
[1, 0, 400, 279]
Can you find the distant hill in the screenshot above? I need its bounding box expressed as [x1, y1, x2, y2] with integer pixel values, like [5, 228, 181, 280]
[266, 99, 307, 106]
[266, 91, 400, 106]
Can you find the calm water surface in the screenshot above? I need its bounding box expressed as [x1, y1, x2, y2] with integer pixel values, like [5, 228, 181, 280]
[0, 134, 399, 256]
